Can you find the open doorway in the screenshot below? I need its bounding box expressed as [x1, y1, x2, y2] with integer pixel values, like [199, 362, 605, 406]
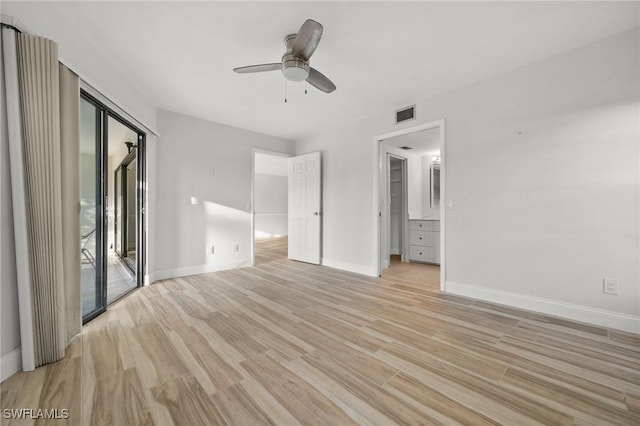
[376, 120, 444, 290]
[387, 155, 408, 266]
[252, 150, 290, 265]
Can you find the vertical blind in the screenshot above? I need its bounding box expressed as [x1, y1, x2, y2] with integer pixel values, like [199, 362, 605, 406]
[5, 30, 81, 368]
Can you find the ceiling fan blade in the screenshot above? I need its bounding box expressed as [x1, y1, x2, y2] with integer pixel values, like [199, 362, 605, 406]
[233, 63, 281, 74]
[292, 19, 323, 60]
[307, 67, 336, 93]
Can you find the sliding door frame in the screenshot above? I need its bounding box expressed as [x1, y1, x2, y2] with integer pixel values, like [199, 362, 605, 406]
[81, 92, 107, 323]
[81, 89, 146, 323]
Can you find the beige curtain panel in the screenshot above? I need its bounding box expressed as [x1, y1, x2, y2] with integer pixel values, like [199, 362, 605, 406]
[13, 32, 80, 367]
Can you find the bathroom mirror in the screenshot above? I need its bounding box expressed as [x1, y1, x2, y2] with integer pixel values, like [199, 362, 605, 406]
[430, 164, 440, 209]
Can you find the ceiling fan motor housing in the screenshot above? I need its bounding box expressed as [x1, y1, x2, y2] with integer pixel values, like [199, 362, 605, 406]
[281, 33, 309, 81]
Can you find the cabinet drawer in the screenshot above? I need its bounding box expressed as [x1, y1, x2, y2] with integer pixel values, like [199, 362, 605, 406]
[410, 230, 434, 247]
[410, 220, 433, 231]
[433, 221, 440, 232]
[410, 246, 434, 262]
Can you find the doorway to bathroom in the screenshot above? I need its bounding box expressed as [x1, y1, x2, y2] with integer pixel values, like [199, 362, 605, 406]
[375, 120, 445, 291]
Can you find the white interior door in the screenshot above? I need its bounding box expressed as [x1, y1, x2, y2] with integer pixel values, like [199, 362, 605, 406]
[288, 152, 321, 264]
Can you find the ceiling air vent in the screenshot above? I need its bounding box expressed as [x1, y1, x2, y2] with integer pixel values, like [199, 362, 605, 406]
[396, 105, 416, 124]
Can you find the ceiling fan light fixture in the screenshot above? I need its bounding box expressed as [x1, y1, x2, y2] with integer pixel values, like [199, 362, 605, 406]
[281, 53, 309, 81]
[282, 65, 309, 81]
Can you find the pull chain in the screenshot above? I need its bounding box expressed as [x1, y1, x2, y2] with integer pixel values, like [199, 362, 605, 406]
[305, 81, 308, 95]
[284, 80, 288, 103]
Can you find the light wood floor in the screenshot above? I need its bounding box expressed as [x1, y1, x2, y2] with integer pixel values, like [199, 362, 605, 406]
[385, 254, 440, 291]
[2, 237, 640, 425]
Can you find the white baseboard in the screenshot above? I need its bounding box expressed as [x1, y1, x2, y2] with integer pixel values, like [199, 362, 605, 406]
[1, 347, 22, 382]
[322, 258, 378, 277]
[446, 281, 640, 334]
[154, 259, 252, 281]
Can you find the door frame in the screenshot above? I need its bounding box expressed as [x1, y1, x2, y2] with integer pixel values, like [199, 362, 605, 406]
[373, 119, 446, 291]
[250, 148, 292, 266]
[80, 92, 107, 324]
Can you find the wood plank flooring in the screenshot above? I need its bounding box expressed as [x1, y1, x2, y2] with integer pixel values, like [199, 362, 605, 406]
[1, 236, 639, 425]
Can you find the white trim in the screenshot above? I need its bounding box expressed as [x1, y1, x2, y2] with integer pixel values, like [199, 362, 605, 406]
[446, 281, 640, 334]
[438, 121, 446, 292]
[2, 27, 35, 372]
[322, 258, 378, 277]
[1, 347, 22, 382]
[154, 259, 252, 281]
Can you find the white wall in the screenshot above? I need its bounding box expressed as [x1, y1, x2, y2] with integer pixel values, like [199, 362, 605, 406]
[155, 110, 294, 279]
[254, 152, 288, 238]
[254, 173, 288, 238]
[296, 29, 640, 331]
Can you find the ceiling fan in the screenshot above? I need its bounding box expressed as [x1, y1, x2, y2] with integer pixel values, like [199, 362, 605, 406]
[233, 19, 336, 94]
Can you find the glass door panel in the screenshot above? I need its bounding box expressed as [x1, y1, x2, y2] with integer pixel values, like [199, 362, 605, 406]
[80, 96, 105, 321]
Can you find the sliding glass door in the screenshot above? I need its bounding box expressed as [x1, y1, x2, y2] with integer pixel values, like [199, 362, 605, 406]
[80, 96, 106, 321]
[80, 91, 146, 323]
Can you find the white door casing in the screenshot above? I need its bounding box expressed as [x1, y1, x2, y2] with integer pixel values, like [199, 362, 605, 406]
[288, 152, 321, 264]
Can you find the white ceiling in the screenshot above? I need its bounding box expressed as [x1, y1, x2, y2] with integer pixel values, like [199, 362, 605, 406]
[7, 1, 639, 140]
[255, 152, 289, 177]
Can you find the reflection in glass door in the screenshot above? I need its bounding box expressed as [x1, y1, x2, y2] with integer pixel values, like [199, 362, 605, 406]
[106, 115, 143, 304]
[114, 166, 122, 256]
[114, 148, 138, 275]
[126, 157, 137, 267]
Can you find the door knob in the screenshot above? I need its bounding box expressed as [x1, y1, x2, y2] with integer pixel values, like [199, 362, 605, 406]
[314, 212, 319, 216]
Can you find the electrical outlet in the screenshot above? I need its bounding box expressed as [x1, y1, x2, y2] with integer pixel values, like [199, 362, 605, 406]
[233, 243, 239, 252]
[603, 278, 618, 295]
